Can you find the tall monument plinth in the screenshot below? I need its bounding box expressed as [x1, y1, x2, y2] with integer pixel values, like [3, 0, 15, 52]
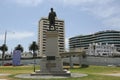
[31, 31, 71, 76]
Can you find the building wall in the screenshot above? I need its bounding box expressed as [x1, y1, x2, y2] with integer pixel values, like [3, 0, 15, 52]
[0, 59, 41, 65]
[38, 17, 65, 56]
[69, 30, 120, 51]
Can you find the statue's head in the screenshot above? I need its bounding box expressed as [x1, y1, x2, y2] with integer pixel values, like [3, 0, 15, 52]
[51, 8, 53, 11]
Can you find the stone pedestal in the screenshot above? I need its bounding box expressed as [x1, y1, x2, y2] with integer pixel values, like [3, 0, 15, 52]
[31, 31, 70, 76]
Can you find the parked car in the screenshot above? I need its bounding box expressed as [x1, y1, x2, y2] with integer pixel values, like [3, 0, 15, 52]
[4, 63, 12, 66]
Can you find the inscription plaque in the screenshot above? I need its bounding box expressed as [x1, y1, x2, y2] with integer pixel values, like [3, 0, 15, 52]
[46, 63, 56, 67]
[47, 56, 55, 60]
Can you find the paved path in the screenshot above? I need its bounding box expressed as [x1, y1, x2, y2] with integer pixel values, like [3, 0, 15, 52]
[0, 74, 10, 80]
[103, 73, 120, 77]
[0, 74, 10, 76]
[15, 73, 88, 79]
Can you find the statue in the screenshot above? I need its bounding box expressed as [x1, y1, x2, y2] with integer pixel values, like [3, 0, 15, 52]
[48, 8, 57, 30]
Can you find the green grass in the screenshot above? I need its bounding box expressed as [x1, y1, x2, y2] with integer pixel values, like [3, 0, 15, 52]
[0, 65, 120, 80]
[70, 66, 120, 74]
[0, 65, 40, 74]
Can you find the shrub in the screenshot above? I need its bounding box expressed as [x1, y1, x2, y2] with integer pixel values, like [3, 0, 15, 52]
[81, 64, 89, 68]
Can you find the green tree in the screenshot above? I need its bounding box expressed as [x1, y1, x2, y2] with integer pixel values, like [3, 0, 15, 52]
[29, 41, 38, 58]
[14, 44, 24, 52]
[0, 44, 8, 65]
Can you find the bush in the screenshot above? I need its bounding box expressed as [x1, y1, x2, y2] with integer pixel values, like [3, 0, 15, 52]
[81, 64, 89, 68]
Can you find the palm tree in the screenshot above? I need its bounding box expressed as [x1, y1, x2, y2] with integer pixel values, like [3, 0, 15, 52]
[0, 44, 8, 65]
[29, 41, 39, 72]
[14, 44, 24, 52]
[29, 41, 38, 58]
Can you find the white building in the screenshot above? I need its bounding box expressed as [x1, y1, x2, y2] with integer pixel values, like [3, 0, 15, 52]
[0, 52, 11, 59]
[86, 43, 120, 56]
[38, 17, 65, 56]
[21, 52, 33, 58]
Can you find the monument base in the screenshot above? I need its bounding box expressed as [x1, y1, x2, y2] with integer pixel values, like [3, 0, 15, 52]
[31, 31, 71, 76]
[31, 70, 71, 76]
[31, 56, 71, 76]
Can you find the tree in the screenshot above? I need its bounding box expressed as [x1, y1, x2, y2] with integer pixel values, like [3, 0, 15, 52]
[29, 41, 38, 58]
[29, 41, 39, 72]
[14, 44, 24, 52]
[0, 44, 8, 65]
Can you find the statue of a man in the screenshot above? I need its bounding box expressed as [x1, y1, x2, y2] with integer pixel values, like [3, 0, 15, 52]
[48, 8, 57, 30]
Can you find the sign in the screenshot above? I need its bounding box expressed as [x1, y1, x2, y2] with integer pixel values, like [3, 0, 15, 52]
[12, 50, 21, 66]
[46, 63, 56, 67]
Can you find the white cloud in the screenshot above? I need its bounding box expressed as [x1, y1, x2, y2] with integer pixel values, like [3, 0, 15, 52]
[103, 17, 120, 27]
[0, 31, 34, 41]
[57, 0, 120, 28]
[10, 0, 43, 6]
[56, 0, 112, 6]
[82, 5, 117, 18]
[59, 0, 115, 18]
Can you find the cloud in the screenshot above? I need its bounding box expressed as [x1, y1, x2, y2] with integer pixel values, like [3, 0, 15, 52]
[58, 0, 116, 18]
[0, 31, 34, 41]
[56, 0, 120, 27]
[55, 0, 112, 6]
[10, 0, 43, 6]
[80, 0, 118, 18]
[103, 17, 120, 27]
[82, 5, 117, 18]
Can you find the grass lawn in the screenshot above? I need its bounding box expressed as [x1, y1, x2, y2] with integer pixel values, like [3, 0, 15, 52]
[0, 65, 120, 80]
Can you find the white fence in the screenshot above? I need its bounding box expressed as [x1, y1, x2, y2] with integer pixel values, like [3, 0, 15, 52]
[63, 56, 120, 66]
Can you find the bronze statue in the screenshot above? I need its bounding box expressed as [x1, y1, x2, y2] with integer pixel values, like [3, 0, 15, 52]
[48, 8, 57, 30]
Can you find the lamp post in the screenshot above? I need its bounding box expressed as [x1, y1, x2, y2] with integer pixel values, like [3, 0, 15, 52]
[4, 31, 7, 45]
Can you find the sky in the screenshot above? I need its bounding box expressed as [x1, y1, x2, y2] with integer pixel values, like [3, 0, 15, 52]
[0, 0, 120, 52]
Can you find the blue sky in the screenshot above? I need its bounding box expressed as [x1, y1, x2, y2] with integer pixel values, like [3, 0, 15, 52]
[0, 0, 120, 52]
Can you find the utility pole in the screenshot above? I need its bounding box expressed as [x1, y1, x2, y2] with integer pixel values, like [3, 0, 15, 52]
[2, 31, 7, 66]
